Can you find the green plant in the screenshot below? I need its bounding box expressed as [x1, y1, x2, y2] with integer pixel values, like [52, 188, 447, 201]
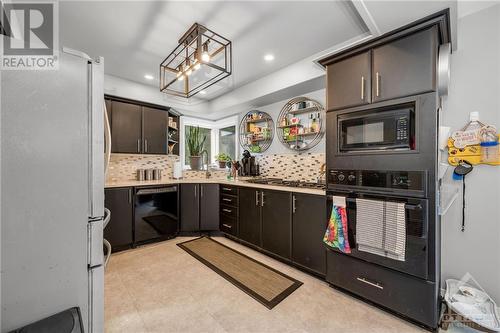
[215, 153, 232, 162]
[187, 126, 206, 156]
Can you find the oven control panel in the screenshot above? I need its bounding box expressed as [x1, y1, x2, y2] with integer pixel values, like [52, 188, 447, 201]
[328, 169, 425, 192]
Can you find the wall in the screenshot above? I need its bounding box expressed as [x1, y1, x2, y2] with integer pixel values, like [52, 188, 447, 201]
[441, 5, 500, 302]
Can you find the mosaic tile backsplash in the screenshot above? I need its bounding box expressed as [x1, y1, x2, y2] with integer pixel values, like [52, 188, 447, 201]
[256, 153, 325, 182]
[106, 152, 325, 183]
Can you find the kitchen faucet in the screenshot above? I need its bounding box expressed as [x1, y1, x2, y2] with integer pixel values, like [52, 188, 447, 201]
[201, 150, 211, 179]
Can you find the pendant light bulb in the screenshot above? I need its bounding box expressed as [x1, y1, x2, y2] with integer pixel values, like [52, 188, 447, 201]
[201, 43, 210, 62]
[193, 59, 201, 71]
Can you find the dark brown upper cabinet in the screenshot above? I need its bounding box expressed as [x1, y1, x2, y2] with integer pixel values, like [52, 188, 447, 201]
[110, 100, 142, 153]
[327, 50, 371, 111]
[142, 106, 168, 154]
[106, 96, 179, 155]
[319, 10, 450, 110]
[372, 26, 438, 103]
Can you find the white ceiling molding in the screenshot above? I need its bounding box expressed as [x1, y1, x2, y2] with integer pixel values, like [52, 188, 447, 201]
[351, 0, 382, 37]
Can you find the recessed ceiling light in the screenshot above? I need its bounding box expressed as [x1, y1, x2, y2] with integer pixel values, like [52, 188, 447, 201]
[144, 74, 154, 80]
[199, 90, 207, 95]
[264, 54, 275, 62]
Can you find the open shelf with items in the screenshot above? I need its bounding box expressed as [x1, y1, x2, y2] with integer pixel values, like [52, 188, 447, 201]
[239, 110, 274, 153]
[167, 113, 180, 155]
[277, 97, 325, 151]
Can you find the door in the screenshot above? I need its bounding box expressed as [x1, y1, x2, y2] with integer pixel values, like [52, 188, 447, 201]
[200, 184, 219, 231]
[326, 50, 371, 110]
[111, 101, 142, 153]
[238, 187, 261, 246]
[292, 193, 327, 274]
[180, 184, 200, 232]
[261, 190, 292, 259]
[104, 188, 133, 251]
[372, 27, 438, 102]
[143, 106, 168, 154]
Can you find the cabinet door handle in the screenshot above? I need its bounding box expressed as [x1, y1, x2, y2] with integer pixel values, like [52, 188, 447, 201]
[201, 185, 203, 197]
[222, 187, 231, 191]
[356, 277, 384, 290]
[255, 191, 259, 206]
[144, 139, 148, 153]
[137, 139, 140, 153]
[194, 185, 197, 198]
[261, 192, 265, 207]
[128, 189, 132, 204]
[361, 76, 365, 100]
[222, 198, 232, 202]
[222, 223, 232, 229]
[222, 208, 232, 213]
[292, 195, 296, 213]
[375, 72, 380, 97]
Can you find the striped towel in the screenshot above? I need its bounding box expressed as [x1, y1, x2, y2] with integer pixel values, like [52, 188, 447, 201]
[356, 198, 406, 261]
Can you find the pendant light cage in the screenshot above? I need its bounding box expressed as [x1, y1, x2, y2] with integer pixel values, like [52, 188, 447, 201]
[160, 23, 232, 98]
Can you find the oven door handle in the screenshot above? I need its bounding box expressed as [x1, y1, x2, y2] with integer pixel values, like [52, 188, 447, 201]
[327, 195, 422, 211]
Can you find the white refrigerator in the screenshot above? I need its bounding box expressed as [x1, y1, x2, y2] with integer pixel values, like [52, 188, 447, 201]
[1, 48, 109, 332]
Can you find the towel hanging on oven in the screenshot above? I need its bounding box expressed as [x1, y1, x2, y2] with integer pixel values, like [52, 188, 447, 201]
[323, 196, 351, 254]
[356, 198, 406, 261]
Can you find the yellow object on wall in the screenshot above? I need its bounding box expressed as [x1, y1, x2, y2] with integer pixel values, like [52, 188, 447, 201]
[447, 135, 500, 166]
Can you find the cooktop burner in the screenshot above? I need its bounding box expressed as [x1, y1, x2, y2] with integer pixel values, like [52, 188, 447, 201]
[245, 178, 326, 190]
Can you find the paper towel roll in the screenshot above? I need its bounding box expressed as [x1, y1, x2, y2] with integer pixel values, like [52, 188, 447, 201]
[173, 161, 182, 179]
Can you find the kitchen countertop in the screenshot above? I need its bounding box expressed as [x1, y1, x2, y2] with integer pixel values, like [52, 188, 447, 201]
[105, 178, 326, 196]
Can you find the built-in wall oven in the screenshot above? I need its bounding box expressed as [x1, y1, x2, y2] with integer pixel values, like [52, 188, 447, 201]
[327, 169, 429, 279]
[134, 186, 178, 245]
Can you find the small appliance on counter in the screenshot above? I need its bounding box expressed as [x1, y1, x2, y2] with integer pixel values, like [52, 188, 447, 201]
[238, 150, 260, 177]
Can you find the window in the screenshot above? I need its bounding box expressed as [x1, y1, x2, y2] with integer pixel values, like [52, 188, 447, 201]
[218, 125, 236, 160]
[180, 115, 238, 169]
[184, 125, 212, 165]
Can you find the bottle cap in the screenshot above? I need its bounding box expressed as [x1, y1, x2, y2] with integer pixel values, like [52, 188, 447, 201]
[469, 111, 479, 121]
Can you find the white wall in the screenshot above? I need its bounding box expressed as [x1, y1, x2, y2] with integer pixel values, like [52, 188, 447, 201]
[441, 4, 500, 302]
[237, 89, 326, 155]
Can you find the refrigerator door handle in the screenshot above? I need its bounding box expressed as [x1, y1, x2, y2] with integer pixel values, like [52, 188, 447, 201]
[88, 57, 105, 219]
[88, 219, 104, 268]
[103, 208, 111, 229]
[103, 239, 112, 268]
[104, 101, 111, 177]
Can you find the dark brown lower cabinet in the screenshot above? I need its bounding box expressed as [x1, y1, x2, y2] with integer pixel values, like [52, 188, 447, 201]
[104, 188, 133, 251]
[180, 183, 219, 232]
[261, 190, 292, 259]
[200, 184, 219, 231]
[292, 193, 327, 274]
[238, 187, 261, 246]
[180, 184, 200, 232]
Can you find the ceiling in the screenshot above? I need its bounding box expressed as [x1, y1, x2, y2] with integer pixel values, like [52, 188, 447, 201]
[60, 1, 367, 100]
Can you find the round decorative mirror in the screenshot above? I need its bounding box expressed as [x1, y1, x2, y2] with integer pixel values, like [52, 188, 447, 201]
[239, 110, 274, 153]
[276, 97, 325, 151]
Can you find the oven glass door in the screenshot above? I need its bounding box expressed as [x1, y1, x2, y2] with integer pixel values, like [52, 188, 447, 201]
[135, 187, 178, 244]
[328, 192, 429, 280]
[338, 106, 414, 152]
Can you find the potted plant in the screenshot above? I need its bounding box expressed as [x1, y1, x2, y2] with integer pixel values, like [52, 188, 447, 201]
[215, 153, 231, 169]
[186, 126, 206, 170]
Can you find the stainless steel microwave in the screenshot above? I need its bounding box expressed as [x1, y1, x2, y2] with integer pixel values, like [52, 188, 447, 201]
[337, 104, 415, 153]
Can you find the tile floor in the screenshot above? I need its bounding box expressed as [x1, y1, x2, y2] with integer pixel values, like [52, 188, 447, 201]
[105, 237, 471, 333]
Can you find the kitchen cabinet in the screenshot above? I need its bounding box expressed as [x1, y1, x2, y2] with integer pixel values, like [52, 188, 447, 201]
[180, 183, 219, 232]
[327, 51, 371, 110]
[238, 187, 261, 246]
[142, 106, 168, 154]
[104, 188, 133, 251]
[180, 184, 200, 232]
[105, 96, 180, 155]
[200, 184, 219, 231]
[110, 100, 142, 153]
[292, 193, 327, 274]
[372, 26, 438, 102]
[261, 190, 292, 259]
[219, 186, 239, 237]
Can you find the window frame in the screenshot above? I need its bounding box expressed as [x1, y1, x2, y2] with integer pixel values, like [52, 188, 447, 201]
[180, 115, 239, 169]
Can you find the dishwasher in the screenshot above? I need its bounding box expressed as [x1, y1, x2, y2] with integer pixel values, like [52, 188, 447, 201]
[134, 185, 178, 245]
